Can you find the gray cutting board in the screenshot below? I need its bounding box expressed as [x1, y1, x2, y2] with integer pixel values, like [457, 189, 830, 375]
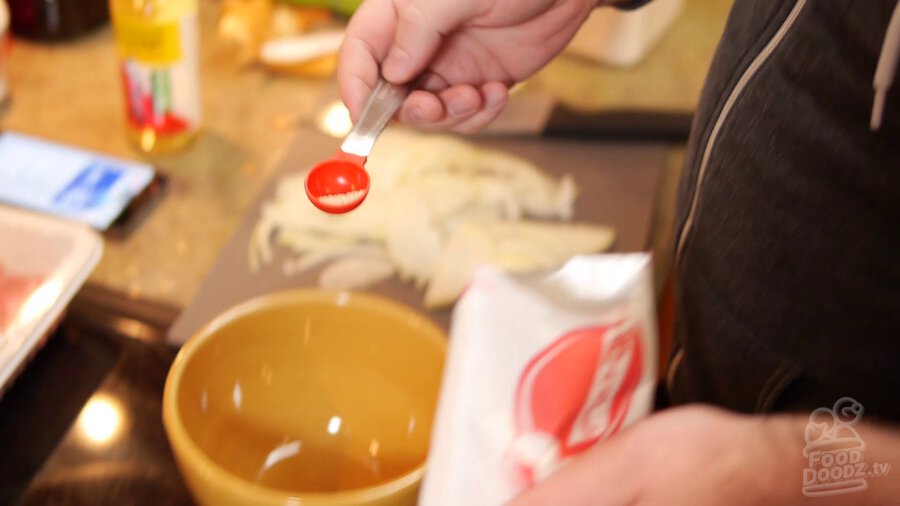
[167, 128, 668, 344]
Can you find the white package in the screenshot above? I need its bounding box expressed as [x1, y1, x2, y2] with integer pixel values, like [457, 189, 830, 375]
[0, 206, 103, 394]
[420, 254, 658, 505]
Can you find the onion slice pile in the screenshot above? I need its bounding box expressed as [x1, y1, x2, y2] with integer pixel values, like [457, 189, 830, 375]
[249, 128, 615, 308]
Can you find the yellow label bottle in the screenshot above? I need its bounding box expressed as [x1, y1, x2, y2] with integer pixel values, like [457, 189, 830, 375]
[110, 0, 201, 154]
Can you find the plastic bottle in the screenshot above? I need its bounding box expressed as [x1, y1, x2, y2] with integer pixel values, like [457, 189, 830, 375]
[109, 0, 201, 154]
[0, 0, 9, 104]
[8, 0, 109, 41]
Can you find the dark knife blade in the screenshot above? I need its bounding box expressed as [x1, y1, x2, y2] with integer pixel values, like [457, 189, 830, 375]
[543, 105, 693, 142]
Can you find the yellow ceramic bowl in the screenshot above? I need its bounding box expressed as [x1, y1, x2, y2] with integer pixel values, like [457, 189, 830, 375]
[163, 290, 447, 505]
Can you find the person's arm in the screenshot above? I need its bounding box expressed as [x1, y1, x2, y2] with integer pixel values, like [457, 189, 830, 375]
[507, 405, 899, 505]
[337, 0, 632, 132]
[771, 413, 899, 505]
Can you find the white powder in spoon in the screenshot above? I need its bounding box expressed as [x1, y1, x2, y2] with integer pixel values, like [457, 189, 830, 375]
[316, 189, 367, 207]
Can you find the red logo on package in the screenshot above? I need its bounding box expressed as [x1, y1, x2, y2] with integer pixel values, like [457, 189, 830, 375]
[510, 322, 644, 484]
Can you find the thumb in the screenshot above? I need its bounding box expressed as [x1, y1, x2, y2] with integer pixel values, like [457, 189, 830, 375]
[382, 0, 481, 83]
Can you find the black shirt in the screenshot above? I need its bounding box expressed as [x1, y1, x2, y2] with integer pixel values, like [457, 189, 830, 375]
[668, 0, 900, 422]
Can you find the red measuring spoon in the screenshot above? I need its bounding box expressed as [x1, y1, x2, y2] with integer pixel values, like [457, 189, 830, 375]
[306, 77, 411, 213]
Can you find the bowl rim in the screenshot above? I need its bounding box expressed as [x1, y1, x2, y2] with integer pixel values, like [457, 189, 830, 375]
[162, 288, 448, 504]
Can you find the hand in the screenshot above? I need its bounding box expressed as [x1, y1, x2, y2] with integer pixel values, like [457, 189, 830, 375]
[338, 0, 601, 133]
[507, 405, 807, 506]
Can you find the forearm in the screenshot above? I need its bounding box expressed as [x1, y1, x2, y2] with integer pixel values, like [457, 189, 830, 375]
[760, 415, 898, 505]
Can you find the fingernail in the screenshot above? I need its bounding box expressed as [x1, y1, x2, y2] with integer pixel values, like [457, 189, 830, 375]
[408, 105, 426, 121]
[384, 47, 410, 81]
[448, 95, 477, 118]
[485, 87, 506, 109]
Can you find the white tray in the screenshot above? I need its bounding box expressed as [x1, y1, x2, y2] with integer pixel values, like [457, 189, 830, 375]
[0, 205, 103, 394]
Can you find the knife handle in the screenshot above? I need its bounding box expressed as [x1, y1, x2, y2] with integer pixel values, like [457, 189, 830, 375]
[544, 107, 694, 142]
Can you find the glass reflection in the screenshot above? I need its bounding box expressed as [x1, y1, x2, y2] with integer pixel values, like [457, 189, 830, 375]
[232, 382, 243, 410]
[317, 101, 353, 138]
[327, 416, 342, 435]
[78, 394, 124, 445]
[18, 279, 62, 325]
[257, 440, 302, 481]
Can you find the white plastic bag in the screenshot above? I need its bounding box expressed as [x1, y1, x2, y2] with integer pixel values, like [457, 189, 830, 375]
[420, 254, 658, 505]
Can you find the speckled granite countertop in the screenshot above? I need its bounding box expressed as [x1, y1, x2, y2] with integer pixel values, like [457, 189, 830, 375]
[0, 0, 730, 309]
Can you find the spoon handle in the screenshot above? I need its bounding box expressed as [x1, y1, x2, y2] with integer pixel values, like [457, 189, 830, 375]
[341, 76, 410, 158]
